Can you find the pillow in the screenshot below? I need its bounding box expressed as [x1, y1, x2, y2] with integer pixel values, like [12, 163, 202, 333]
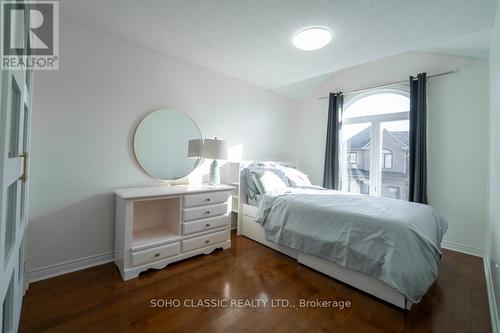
[250, 169, 288, 194]
[277, 166, 312, 187]
[268, 167, 290, 186]
[244, 163, 290, 190]
[244, 168, 261, 201]
[248, 163, 290, 185]
[244, 164, 287, 199]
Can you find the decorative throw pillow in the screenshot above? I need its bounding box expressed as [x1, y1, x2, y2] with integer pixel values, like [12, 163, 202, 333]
[277, 166, 312, 187]
[245, 163, 290, 190]
[250, 169, 288, 194]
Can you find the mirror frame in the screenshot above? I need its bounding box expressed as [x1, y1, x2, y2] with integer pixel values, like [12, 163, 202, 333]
[132, 109, 203, 181]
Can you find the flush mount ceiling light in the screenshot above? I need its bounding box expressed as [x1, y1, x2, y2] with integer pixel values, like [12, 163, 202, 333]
[293, 28, 332, 51]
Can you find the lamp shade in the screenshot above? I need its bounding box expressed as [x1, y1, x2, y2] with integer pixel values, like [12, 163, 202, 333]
[203, 138, 227, 160]
[187, 139, 203, 158]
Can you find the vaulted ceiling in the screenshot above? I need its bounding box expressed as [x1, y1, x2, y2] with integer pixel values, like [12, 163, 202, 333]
[61, 0, 497, 96]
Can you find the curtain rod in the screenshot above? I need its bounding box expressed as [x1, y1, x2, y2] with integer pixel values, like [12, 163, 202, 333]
[317, 69, 459, 100]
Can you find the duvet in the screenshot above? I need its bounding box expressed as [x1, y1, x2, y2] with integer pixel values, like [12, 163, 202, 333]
[256, 188, 448, 303]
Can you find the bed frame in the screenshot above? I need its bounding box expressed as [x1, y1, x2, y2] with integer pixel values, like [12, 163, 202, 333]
[236, 162, 412, 310]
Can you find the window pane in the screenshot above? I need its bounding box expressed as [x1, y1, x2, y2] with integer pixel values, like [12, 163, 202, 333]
[11, 6, 25, 57]
[380, 120, 409, 200]
[19, 234, 26, 282]
[381, 149, 393, 169]
[344, 93, 409, 118]
[20, 182, 27, 223]
[22, 105, 29, 153]
[25, 7, 32, 90]
[9, 79, 21, 158]
[342, 123, 371, 195]
[2, 274, 14, 332]
[5, 181, 18, 260]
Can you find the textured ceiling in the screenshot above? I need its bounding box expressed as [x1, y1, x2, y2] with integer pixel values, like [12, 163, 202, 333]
[61, 0, 498, 93]
[419, 29, 492, 60]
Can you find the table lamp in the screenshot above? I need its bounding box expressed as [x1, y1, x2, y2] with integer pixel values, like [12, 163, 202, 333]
[203, 137, 227, 185]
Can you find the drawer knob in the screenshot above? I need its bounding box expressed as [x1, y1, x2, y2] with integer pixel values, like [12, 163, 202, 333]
[205, 239, 210, 244]
[205, 223, 211, 227]
[206, 211, 210, 214]
[154, 253, 160, 257]
[206, 198, 211, 201]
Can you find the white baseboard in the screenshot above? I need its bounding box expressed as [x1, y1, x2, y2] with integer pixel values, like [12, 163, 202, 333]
[441, 240, 484, 257]
[27, 251, 114, 283]
[484, 257, 500, 333]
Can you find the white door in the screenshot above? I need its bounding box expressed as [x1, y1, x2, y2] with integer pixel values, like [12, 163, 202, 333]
[0, 6, 33, 333]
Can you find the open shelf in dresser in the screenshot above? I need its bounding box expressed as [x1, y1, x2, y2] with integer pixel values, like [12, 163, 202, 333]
[132, 197, 181, 249]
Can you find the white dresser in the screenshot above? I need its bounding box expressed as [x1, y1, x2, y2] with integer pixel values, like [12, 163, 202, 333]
[114, 185, 234, 280]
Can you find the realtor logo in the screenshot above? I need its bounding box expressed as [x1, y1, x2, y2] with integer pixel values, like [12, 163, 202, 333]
[1, 0, 59, 70]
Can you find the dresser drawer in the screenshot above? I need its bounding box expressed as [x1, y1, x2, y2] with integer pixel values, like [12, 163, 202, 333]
[182, 230, 228, 252]
[184, 191, 231, 208]
[183, 215, 229, 235]
[183, 203, 228, 222]
[130, 242, 180, 267]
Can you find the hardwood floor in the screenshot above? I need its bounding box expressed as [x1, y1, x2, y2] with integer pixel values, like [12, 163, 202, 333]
[20, 232, 491, 333]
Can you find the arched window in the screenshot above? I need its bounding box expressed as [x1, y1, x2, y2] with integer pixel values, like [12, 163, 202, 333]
[381, 149, 393, 169]
[341, 89, 409, 200]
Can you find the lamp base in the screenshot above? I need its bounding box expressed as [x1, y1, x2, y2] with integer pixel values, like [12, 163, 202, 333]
[209, 160, 220, 185]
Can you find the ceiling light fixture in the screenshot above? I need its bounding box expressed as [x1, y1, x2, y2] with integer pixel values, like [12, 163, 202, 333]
[293, 27, 332, 51]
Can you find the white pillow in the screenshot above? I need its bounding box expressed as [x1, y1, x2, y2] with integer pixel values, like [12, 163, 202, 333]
[277, 166, 312, 187]
[251, 170, 288, 194]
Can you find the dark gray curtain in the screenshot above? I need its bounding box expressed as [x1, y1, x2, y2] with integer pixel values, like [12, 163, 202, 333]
[323, 92, 343, 189]
[409, 73, 428, 204]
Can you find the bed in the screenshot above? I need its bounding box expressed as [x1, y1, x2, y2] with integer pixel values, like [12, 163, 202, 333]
[236, 162, 448, 310]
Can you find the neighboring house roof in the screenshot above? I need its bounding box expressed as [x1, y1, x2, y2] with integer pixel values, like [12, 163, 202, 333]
[389, 131, 409, 148]
[347, 128, 409, 149]
[347, 128, 371, 149]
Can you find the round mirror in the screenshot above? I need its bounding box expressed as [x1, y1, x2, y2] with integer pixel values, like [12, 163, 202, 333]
[133, 109, 202, 181]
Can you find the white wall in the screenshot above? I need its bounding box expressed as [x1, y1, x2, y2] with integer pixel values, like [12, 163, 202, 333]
[28, 18, 300, 271]
[298, 51, 489, 254]
[487, 0, 500, 325]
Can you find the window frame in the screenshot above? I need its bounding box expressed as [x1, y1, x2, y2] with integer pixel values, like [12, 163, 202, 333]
[341, 87, 409, 197]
